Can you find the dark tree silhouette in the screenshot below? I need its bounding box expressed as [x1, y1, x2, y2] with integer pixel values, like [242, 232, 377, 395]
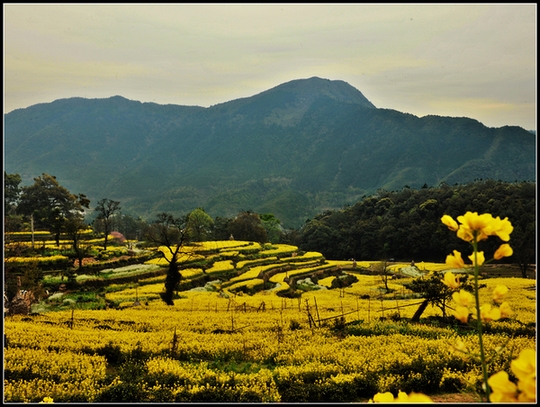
[146, 212, 190, 305]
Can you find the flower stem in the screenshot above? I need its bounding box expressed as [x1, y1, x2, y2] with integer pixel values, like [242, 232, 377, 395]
[472, 236, 490, 402]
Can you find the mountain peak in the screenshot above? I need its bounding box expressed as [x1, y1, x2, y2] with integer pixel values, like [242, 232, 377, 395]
[270, 77, 376, 109]
[210, 77, 375, 126]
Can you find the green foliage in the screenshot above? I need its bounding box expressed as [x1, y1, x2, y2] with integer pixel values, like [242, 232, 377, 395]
[17, 173, 89, 242]
[386, 356, 445, 394]
[186, 208, 214, 242]
[260, 213, 283, 243]
[4, 171, 22, 215]
[228, 211, 268, 243]
[296, 180, 535, 264]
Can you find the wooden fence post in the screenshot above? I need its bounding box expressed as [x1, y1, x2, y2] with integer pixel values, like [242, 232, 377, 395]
[314, 297, 321, 327]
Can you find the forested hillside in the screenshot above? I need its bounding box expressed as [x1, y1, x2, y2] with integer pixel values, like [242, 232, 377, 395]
[294, 180, 535, 274]
[4, 77, 536, 228]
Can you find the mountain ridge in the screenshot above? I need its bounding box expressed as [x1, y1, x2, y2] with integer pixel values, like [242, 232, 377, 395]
[4, 77, 536, 228]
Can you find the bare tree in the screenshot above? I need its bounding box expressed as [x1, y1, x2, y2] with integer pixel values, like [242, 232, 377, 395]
[65, 216, 92, 270]
[94, 198, 121, 250]
[146, 212, 190, 305]
[377, 260, 392, 292]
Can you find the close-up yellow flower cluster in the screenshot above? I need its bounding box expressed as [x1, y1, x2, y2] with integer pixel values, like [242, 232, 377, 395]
[441, 212, 514, 268]
[444, 275, 512, 324]
[369, 390, 433, 402]
[439, 211, 536, 404]
[488, 348, 536, 402]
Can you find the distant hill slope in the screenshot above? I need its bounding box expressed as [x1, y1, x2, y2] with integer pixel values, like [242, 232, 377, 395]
[4, 77, 536, 228]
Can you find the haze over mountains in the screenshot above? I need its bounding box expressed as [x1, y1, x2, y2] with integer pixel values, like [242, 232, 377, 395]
[4, 77, 536, 228]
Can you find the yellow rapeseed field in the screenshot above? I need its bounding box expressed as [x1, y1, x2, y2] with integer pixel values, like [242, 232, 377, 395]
[3, 240, 536, 403]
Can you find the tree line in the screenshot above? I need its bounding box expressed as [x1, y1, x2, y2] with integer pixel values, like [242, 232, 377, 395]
[4, 173, 535, 279]
[3, 172, 282, 250]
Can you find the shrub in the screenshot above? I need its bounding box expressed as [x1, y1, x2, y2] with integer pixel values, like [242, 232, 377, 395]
[95, 380, 147, 402]
[95, 342, 124, 365]
[289, 319, 302, 331]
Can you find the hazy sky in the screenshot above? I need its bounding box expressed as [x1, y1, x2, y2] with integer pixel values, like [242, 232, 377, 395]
[3, 3, 537, 130]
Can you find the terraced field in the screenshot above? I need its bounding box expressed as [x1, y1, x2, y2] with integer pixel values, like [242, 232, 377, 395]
[4, 239, 536, 403]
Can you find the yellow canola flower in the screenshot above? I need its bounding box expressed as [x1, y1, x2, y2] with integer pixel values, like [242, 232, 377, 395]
[370, 390, 433, 403]
[468, 250, 485, 266]
[492, 285, 509, 304]
[517, 376, 536, 402]
[488, 371, 518, 402]
[511, 349, 536, 383]
[398, 392, 433, 403]
[499, 302, 513, 319]
[488, 349, 536, 403]
[480, 303, 501, 322]
[371, 392, 394, 402]
[39, 397, 54, 403]
[452, 305, 470, 324]
[494, 243, 513, 260]
[443, 211, 513, 243]
[456, 212, 493, 242]
[445, 250, 465, 269]
[448, 339, 468, 355]
[441, 214, 459, 231]
[484, 216, 513, 242]
[452, 289, 474, 308]
[442, 271, 460, 289]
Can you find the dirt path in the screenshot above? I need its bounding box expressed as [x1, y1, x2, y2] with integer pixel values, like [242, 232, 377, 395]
[429, 393, 483, 403]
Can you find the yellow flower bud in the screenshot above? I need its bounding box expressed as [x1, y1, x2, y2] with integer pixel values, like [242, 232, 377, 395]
[442, 271, 460, 289]
[480, 303, 501, 322]
[406, 392, 434, 402]
[441, 214, 458, 231]
[486, 216, 513, 242]
[452, 289, 474, 307]
[452, 305, 470, 324]
[468, 251, 485, 266]
[511, 349, 536, 383]
[456, 212, 493, 242]
[445, 250, 465, 269]
[488, 371, 518, 402]
[456, 226, 475, 242]
[492, 285, 509, 304]
[499, 302, 512, 319]
[396, 391, 410, 401]
[517, 375, 536, 402]
[372, 392, 395, 402]
[371, 391, 433, 403]
[494, 243, 513, 260]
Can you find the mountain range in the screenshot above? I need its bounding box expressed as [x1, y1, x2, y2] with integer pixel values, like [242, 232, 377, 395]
[4, 77, 536, 228]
